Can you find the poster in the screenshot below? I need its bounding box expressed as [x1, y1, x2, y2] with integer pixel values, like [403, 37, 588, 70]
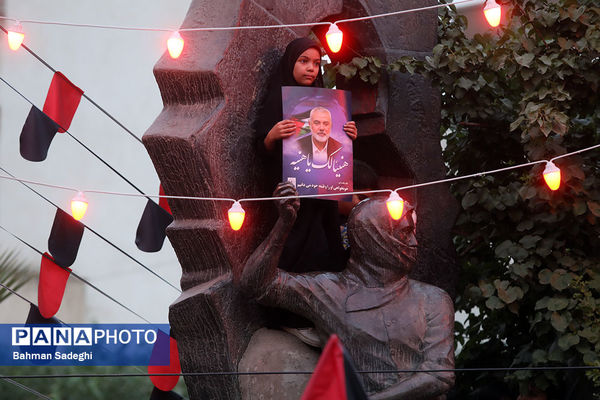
[282, 86, 353, 198]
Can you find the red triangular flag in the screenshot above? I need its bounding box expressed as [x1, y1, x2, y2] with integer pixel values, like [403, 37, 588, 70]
[158, 184, 171, 215]
[148, 331, 181, 391]
[302, 334, 347, 400]
[302, 335, 368, 400]
[38, 252, 71, 318]
[42, 72, 83, 133]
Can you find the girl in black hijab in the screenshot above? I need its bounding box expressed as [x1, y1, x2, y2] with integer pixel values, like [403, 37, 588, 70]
[254, 37, 357, 274]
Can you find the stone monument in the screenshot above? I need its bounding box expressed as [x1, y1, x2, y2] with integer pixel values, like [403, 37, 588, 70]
[142, 1, 458, 398]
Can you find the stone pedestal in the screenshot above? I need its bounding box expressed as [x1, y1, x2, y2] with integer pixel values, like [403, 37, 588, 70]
[238, 329, 319, 399]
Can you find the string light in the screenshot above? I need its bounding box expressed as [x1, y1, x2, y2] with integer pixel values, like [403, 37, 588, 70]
[228, 201, 245, 231]
[0, 0, 487, 74]
[2, 137, 600, 226]
[167, 31, 184, 59]
[0, 0, 479, 40]
[325, 23, 343, 53]
[543, 161, 561, 191]
[70, 191, 88, 220]
[386, 191, 405, 220]
[7, 21, 24, 51]
[483, 0, 502, 27]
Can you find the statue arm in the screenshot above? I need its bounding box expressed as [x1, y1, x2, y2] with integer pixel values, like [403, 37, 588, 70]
[370, 292, 455, 400]
[237, 182, 299, 299]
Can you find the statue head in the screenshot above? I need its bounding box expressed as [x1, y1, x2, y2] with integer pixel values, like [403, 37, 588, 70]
[347, 196, 417, 282]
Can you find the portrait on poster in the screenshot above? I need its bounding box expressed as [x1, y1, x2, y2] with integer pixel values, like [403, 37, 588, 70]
[281, 86, 353, 197]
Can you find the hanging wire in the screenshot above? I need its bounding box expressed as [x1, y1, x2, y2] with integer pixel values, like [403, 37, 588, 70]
[0, 281, 597, 383]
[0, 282, 52, 317]
[1, 364, 599, 380]
[1, 141, 600, 204]
[0, 0, 478, 32]
[0, 166, 181, 293]
[0, 231, 153, 324]
[0, 376, 53, 400]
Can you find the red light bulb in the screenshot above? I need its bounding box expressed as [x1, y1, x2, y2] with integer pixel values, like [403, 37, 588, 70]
[228, 201, 245, 231]
[386, 192, 405, 220]
[167, 31, 184, 59]
[326, 23, 343, 53]
[484, 0, 502, 27]
[543, 161, 561, 191]
[71, 191, 88, 221]
[7, 22, 25, 51]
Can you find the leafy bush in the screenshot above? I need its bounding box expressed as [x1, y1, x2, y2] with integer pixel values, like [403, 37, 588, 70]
[325, 0, 600, 397]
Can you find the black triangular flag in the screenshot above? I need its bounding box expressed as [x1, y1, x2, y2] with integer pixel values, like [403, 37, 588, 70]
[25, 304, 61, 325]
[48, 208, 84, 267]
[150, 387, 183, 400]
[23, 304, 60, 365]
[343, 349, 369, 400]
[135, 199, 173, 252]
[19, 105, 60, 162]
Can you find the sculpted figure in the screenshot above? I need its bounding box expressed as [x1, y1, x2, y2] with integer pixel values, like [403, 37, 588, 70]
[237, 182, 455, 399]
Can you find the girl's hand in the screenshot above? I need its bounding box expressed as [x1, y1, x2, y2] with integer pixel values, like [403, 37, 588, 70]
[344, 121, 358, 141]
[264, 120, 297, 151]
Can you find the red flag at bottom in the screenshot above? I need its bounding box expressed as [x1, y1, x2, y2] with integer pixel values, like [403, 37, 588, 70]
[148, 331, 181, 391]
[38, 252, 71, 318]
[301, 334, 368, 400]
[158, 184, 172, 215]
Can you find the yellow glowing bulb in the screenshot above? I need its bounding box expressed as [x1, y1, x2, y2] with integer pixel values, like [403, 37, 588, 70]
[167, 31, 184, 59]
[7, 23, 24, 51]
[228, 201, 245, 231]
[326, 23, 343, 53]
[386, 192, 405, 221]
[71, 192, 88, 221]
[543, 161, 561, 191]
[484, 0, 502, 27]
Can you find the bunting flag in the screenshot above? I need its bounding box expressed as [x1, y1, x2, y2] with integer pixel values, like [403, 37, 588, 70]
[148, 330, 181, 392]
[149, 387, 183, 400]
[158, 184, 172, 214]
[301, 335, 368, 400]
[135, 191, 173, 252]
[38, 252, 71, 319]
[42, 71, 83, 133]
[23, 304, 61, 365]
[19, 106, 61, 162]
[48, 208, 84, 267]
[25, 303, 61, 325]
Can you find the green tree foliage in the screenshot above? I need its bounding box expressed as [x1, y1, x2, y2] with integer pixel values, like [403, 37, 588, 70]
[0, 250, 34, 303]
[325, 0, 599, 396]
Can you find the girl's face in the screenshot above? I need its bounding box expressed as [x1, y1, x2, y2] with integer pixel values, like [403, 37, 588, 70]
[292, 48, 321, 86]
